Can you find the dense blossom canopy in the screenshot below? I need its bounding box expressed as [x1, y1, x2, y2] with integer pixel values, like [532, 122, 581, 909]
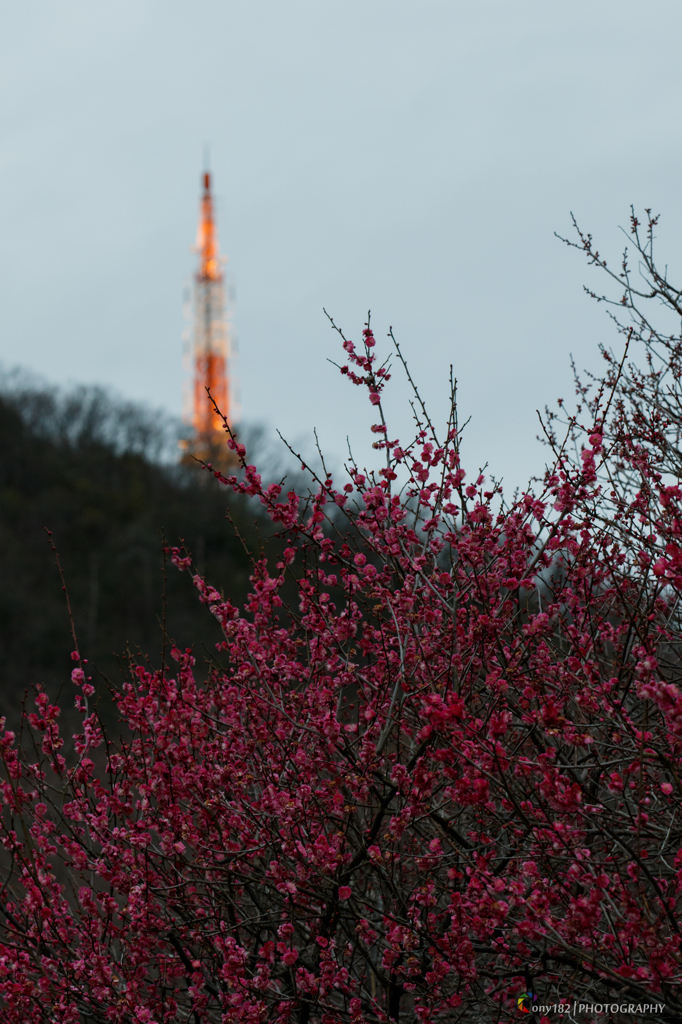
[0, 213, 681, 1023]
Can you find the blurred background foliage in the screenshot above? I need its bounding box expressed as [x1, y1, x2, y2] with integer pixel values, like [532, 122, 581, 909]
[0, 375, 294, 731]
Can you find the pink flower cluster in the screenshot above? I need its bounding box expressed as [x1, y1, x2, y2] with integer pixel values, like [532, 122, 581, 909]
[0, 317, 680, 1022]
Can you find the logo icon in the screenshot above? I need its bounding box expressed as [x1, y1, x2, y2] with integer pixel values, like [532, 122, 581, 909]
[517, 991, 536, 1014]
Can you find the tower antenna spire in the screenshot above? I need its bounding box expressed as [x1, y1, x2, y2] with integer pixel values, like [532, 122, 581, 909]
[183, 163, 232, 457]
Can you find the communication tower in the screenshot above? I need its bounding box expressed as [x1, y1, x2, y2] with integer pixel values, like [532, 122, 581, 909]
[181, 168, 235, 460]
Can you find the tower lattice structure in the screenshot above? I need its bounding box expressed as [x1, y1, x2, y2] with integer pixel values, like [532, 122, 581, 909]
[184, 170, 232, 457]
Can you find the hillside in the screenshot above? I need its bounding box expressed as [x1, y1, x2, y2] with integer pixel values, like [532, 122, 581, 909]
[0, 384, 266, 726]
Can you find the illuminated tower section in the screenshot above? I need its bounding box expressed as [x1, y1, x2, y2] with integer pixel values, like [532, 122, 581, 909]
[190, 170, 231, 449]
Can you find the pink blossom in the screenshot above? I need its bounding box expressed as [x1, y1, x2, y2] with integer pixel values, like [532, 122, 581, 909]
[0, 310, 680, 1023]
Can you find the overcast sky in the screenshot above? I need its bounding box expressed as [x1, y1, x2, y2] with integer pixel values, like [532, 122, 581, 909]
[1, 0, 682, 489]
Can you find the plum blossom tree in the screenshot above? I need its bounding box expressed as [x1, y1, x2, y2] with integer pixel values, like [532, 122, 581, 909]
[0, 216, 681, 1023]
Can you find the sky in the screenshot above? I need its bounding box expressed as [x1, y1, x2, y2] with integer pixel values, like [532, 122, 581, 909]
[1, 0, 682, 491]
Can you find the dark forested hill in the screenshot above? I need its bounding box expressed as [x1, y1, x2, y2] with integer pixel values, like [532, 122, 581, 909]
[0, 383, 269, 727]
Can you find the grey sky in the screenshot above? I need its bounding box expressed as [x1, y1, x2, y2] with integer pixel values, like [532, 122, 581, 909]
[1, 0, 681, 489]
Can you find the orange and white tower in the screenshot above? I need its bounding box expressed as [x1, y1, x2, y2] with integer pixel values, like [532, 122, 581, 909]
[183, 169, 233, 456]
